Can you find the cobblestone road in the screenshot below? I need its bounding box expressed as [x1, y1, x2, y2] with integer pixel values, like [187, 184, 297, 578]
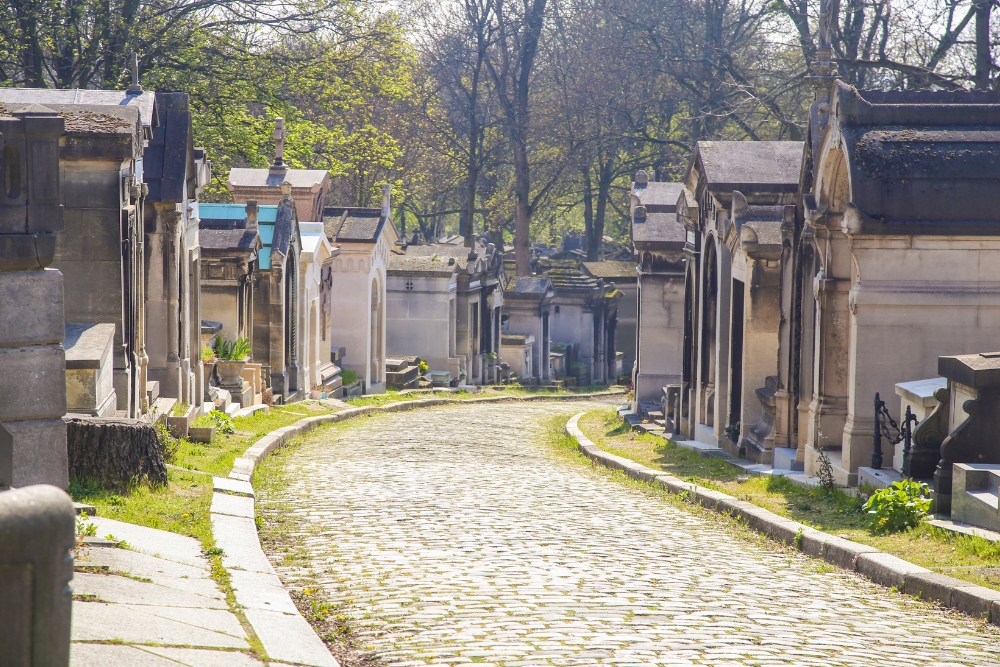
[259, 401, 1000, 666]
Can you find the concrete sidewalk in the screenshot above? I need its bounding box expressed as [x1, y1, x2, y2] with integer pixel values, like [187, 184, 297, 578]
[71, 516, 330, 667]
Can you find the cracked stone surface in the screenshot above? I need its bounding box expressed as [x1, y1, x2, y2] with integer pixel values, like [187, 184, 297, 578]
[258, 401, 1000, 666]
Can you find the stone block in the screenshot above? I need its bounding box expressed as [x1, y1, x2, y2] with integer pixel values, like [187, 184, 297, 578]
[855, 552, 929, 588]
[902, 571, 961, 606]
[0, 485, 75, 666]
[228, 569, 298, 614]
[949, 584, 1000, 619]
[210, 492, 255, 518]
[65, 323, 116, 414]
[213, 476, 254, 497]
[0, 345, 66, 421]
[6, 418, 68, 488]
[243, 609, 338, 667]
[952, 463, 1000, 533]
[772, 447, 803, 471]
[822, 536, 880, 570]
[0, 269, 64, 347]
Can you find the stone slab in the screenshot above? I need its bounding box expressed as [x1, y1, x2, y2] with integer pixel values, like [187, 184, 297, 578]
[212, 513, 274, 574]
[927, 518, 1000, 542]
[772, 447, 803, 471]
[89, 516, 204, 568]
[6, 417, 68, 488]
[71, 601, 248, 648]
[214, 476, 255, 497]
[229, 569, 299, 614]
[674, 439, 725, 458]
[70, 643, 183, 667]
[244, 609, 339, 667]
[74, 545, 222, 599]
[858, 466, 903, 490]
[211, 492, 256, 519]
[141, 646, 265, 667]
[72, 571, 227, 609]
[0, 269, 64, 348]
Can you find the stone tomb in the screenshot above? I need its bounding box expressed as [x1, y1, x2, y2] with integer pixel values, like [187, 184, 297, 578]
[65, 323, 117, 417]
[630, 175, 685, 408]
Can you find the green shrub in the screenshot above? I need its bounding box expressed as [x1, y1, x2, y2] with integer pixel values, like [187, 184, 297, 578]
[201, 346, 216, 362]
[863, 479, 931, 534]
[193, 410, 235, 434]
[154, 422, 179, 463]
[418, 360, 429, 374]
[341, 369, 358, 385]
[214, 337, 251, 361]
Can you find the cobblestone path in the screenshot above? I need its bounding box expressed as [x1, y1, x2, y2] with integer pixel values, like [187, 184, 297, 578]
[259, 401, 1000, 666]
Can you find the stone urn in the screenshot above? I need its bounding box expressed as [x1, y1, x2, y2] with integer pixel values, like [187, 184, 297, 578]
[216, 359, 247, 388]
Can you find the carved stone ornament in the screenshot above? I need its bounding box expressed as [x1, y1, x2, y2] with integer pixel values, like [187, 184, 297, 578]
[934, 392, 1000, 515]
[908, 386, 949, 479]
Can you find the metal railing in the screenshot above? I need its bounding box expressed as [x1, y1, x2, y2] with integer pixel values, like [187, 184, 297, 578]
[872, 392, 919, 470]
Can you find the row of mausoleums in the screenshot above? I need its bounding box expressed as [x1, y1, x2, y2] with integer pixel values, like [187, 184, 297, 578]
[632, 80, 1000, 528]
[0, 79, 628, 488]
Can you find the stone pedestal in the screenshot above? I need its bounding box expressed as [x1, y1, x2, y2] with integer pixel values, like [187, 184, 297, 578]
[0, 106, 68, 489]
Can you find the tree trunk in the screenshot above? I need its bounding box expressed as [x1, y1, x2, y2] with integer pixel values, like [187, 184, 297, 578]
[513, 132, 532, 275]
[592, 160, 614, 261]
[976, 0, 993, 90]
[65, 416, 168, 490]
[582, 166, 596, 260]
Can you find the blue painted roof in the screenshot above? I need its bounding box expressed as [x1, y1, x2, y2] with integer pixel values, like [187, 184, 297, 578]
[200, 203, 279, 270]
[199, 203, 278, 222]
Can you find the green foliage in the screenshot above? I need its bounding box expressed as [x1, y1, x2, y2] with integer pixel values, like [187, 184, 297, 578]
[863, 480, 932, 534]
[76, 515, 98, 539]
[418, 360, 429, 374]
[172, 402, 190, 417]
[154, 422, 179, 463]
[214, 337, 251, 361]
[341, 369, 358, 385]
[201, 346, 217, 363]
[193, 410, 235, 434]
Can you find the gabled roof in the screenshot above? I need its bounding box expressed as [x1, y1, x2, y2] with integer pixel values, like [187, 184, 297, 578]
[506, 276, 553, 296]
[695, 141, 803, 194]
[632, 182, 683, 211]
[228, 167, 328, 190]
[323, 207, 387, 243]
[144, 92, 194, 203]
[0, 88, 156, 128]
[200, 229, 259, 252]
[582, 261, 637, 281]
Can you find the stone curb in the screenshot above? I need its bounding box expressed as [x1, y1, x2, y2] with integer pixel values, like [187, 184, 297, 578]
[565, 412, 1000, 626]
[214, 390, 624, 664]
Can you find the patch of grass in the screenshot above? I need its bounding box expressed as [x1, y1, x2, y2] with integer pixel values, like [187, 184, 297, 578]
[575, 408, 1000, 592]
[172, 402, 190, 417]
[68, 401, 340, 547]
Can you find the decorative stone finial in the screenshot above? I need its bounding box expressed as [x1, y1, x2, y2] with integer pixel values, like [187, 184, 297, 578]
[280, 181, 292, 197]
[127, 52, 143, 94]
[635, 170, 649, 186]
[246, 200, 259, 233]
[381, 184, 391, 218]
[633, 205, 647, 223]
[273, 118, 285, 167]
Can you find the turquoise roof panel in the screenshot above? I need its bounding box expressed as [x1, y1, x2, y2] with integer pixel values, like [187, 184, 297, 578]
[259, 223, 274, 245]
[259, 247, 272, 270]
[197, 203, 279, 222]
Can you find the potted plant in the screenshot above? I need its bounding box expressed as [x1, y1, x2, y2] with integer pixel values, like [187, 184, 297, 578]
[214, 337, 251, 388]
[310, 385, 327, 400]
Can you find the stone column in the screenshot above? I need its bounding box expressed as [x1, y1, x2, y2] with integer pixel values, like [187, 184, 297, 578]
[0, 106, 68, 488]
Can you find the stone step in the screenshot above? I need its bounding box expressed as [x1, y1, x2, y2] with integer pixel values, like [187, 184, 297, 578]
[224, 402, 241, 418]
[151, 397, 176, 424]
[857, 466, 903, 490]
[146, 380, 160, 402]
[773, 447, 804, 472]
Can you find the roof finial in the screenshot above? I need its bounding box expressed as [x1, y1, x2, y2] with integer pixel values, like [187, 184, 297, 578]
[127, 52, 143, 94]
[273, 118, 286, 168]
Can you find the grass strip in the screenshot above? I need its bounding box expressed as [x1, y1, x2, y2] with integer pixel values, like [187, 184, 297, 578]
[576, 408, 1000, 591]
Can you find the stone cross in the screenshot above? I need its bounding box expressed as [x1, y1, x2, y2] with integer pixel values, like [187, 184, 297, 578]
[128, 52, 143, 94]
[273, 118, 285, 167]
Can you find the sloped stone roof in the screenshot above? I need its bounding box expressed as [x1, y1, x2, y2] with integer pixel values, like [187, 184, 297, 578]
[696, 141, 803, 193]
[582, 261, 637, 281]
[323, 207, 386, 243]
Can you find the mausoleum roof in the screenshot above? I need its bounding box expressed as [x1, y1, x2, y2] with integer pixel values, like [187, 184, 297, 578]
[829, 81, 1000, 232]
[388, 255, 458, 277]
[200, 229, 259, 252]
[228, 167, 329, 190]
[323, 207, 389, 243]
[581, 261, 637, 281]
[0, 88, 157, 128]
[632, 181, 683, 211]
[695, 141, 803, 193]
